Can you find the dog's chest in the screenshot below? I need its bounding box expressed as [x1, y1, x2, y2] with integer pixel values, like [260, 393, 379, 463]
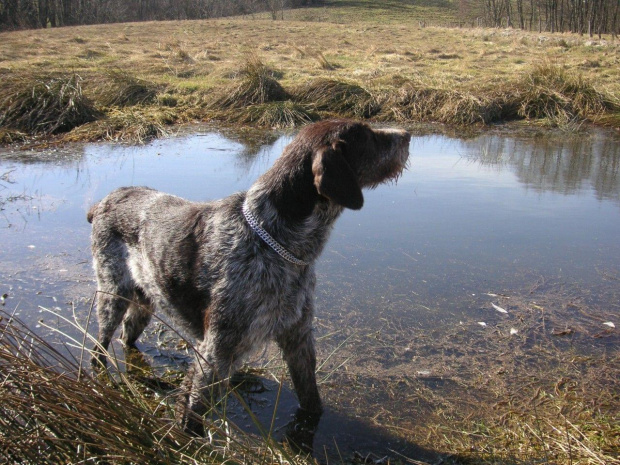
[234, 265, 312, 341]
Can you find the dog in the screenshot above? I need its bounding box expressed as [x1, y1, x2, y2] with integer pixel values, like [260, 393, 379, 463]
[88, 119, 410, 436]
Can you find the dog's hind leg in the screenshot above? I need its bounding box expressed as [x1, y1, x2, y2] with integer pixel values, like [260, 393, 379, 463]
[120, 289, 152, 348]
[90, 242, 134, 369]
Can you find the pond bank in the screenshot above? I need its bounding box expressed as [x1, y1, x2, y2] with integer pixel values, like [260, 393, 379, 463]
[1, 18, 619, 146]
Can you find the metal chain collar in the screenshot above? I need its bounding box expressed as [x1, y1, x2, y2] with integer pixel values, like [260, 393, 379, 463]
[242, 201, 309, 267]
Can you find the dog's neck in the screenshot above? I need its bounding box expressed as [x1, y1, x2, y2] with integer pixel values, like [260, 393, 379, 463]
[242, 199, 309, 266]
[244, 184, 343, 265]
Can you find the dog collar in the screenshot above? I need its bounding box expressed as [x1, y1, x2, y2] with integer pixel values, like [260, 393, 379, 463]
[242, 201, 309, 267]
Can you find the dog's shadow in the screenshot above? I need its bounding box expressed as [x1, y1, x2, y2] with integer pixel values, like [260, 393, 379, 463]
[224, 375, 441, 463]
[125, 347, 440, 462]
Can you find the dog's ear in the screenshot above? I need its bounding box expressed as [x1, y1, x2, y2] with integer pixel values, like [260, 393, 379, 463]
[312, 142, 364, 210]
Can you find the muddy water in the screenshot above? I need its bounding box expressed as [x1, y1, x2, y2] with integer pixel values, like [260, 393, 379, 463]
[1, 127, 619, 460]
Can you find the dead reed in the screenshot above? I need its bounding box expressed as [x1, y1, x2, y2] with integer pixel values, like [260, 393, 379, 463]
[381, 80, 504, 125]
[232, 101, 316, 128]
[514, 63, 616, 126]
[62, 108, 175, 144]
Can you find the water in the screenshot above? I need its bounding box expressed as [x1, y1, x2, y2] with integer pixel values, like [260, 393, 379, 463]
[1, 126, 618, 460]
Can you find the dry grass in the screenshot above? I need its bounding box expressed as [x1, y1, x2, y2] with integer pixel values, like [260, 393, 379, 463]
[293, 79, 380, 119]
[232, 101, 316, 128]
[0, 72, 100, 136]
[0, 309, 311, 464]
[62, 108, 175, 143]
[381, 80, 504, 125]
[1, 7, 619, 143]
[514, 63, 616, 127]
[93, 69, 161, 107]
[211, 56, 288, 109]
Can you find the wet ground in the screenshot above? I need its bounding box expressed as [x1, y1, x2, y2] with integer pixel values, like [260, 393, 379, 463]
[1, 125, 618, 462]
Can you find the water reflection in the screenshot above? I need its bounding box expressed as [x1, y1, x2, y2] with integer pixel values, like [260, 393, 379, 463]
[465, 132, 620, 203]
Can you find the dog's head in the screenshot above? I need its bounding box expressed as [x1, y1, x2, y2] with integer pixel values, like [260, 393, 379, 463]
[257, 120, 410, 221]
[306, 120, 410, 210]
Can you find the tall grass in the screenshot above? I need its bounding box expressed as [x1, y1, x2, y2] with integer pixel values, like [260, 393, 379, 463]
[93, 69, 161, 107]
[0, 309, 310, 464]
[233, 101, 316, 128]
[382, 81, 503, 125]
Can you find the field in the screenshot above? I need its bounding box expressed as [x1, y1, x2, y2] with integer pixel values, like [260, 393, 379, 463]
[0, 0, 619, 144]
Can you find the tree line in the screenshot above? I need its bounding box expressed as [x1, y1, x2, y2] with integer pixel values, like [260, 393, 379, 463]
[0, 0, 319, 30]
[1, 0, 618, 36]
[466, 0, 619, 36]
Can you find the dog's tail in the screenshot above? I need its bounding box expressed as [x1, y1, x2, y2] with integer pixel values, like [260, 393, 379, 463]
[87, 203, 99, 224]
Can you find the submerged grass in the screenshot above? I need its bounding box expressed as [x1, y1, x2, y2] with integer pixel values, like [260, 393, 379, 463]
[316, 275, 619, 464]
[2, 272, 617, 464]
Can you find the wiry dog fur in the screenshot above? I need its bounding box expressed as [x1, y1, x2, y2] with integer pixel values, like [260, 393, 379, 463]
[88, 120, 410, 434]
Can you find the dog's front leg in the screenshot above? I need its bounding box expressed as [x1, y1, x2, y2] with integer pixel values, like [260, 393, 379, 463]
[276, 308, 322, 415]
[176, 335, 225, 436]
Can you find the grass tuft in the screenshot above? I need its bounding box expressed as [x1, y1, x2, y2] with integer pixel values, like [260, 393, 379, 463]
[63, 108, 175, 144]
[0, 72, 100, 136]
[0, 311, 210, 464]
[232, 101, 316, 128]
[93, 69, 161, 107]
[383, 81, 503, 125]
[294, 78, 379, 118]
[213, 56, 288, 109]
[0, 309, 311, 464]
[514, 63, 615, 126]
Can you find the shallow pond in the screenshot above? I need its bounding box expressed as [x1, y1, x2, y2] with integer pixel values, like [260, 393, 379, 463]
[1, 126, 619, 461]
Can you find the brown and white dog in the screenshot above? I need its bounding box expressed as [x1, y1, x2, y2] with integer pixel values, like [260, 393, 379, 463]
[88, 120, 410, 435]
